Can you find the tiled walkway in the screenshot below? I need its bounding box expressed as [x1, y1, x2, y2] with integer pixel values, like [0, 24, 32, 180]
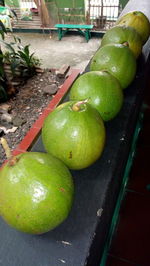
[106, 81, 150, 265]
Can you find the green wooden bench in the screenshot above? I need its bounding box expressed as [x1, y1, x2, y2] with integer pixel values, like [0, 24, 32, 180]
[54, 24, 94, 42]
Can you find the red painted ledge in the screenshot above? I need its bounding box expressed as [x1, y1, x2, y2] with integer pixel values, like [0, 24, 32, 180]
[1, 68, 81, 169]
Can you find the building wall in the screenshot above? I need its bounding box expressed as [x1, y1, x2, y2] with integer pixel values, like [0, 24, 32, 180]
[46, 0, 84, 9]
[5, 0, 128, 10]
[5, 0, 19, 7]
[45, 0, 85, 25]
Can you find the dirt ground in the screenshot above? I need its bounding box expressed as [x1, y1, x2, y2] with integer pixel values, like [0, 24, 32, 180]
[0, 69, 66, 165]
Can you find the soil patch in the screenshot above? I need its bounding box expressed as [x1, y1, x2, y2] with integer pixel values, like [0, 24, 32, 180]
[0, 69, 66, 166]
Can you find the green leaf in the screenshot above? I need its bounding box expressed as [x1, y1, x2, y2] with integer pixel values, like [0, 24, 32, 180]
[0, 39, 16, 54]
[16, 36, 21, 43]
[24, 45, 30, 56]
[0, 85, 7, 102]
[10, 9, 18, 19]
[10, 60, 20, 74]
[0, 65, 4, 76]
[0, 30, 4, 40]
[0, 20, 7, 35]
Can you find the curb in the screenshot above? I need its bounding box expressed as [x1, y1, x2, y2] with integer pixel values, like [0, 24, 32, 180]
[1, 68, 80, 167]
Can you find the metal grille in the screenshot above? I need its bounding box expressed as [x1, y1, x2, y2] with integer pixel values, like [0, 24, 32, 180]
[11, 0, 122, 31]
[86, 0, 122, 31]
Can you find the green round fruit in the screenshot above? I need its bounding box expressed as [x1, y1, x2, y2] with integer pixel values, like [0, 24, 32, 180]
[69, 71, 123, 121]
[90, 43, 136, 89]
[42, 101, 106, 170]
[0, 152, 74, 234]
[116, 11, 150, 44]
[101, 25, 142, 58]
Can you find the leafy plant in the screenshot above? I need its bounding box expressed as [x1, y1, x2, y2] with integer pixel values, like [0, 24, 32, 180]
[0, 20, 8, 102]
[0, 20, 7, 40]
[0, 23, 41, 102]
[1, 36, 41, 78]
[0, 20, 7, 77]
[0, 84, 7, 101]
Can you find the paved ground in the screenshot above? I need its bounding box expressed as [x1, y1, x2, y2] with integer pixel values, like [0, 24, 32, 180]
[5, 31, 101, 71]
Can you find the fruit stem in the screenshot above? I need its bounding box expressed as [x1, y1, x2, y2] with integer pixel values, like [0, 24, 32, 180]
[133, 11, 139, 16]
[0, 137, 17, 166]
[72, 99, 88, 111]
[1, 137, 12, 160]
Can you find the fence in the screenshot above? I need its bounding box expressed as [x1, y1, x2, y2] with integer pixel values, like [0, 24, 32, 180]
[56, 0, 122, 30]
[86, 0, 122, 30]
[7, 0, 122, 31]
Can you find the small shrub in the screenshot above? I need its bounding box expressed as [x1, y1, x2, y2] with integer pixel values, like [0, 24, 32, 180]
[0, 26, 41, 102]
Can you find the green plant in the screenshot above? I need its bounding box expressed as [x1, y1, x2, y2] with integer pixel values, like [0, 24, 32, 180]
[0, 20, 7, 75]
[0, 20, 8, 102]
[0, 20, 7, 40]
[0, 50, 4, 77]
[1, 36, 41, 78]
[0, 22, 41, 102]
[0, 84, 7, 101]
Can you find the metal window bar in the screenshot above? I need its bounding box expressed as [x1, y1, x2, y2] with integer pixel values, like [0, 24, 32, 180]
[87, 0, 122, 31]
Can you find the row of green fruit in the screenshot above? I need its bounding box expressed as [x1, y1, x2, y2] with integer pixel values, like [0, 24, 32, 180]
[42, 10, 150, 169]
[0, 11, 150, 235]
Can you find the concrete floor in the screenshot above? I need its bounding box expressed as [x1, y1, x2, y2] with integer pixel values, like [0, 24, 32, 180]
[5, 31, 101, 71]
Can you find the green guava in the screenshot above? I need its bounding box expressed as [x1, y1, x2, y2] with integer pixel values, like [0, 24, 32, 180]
[116, 11, 150, 44]
[90, 43, 136, 89]
[101, 25, 142, 58]
[69, 71, 123, 121]
[42, 101, 106, 170]
[0, 152, 74, 234]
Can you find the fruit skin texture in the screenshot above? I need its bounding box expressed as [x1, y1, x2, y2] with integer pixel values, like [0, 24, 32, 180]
[69, 71, 123, 121]
[116, 11, 150, 44]
[90, 43, 136, 89]
[42, 101, 106, 170]
[0, 152, 74, 234]
[101, 25, 142, 58]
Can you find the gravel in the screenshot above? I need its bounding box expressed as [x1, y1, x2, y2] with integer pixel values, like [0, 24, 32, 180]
[0, 69, 65, 167]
